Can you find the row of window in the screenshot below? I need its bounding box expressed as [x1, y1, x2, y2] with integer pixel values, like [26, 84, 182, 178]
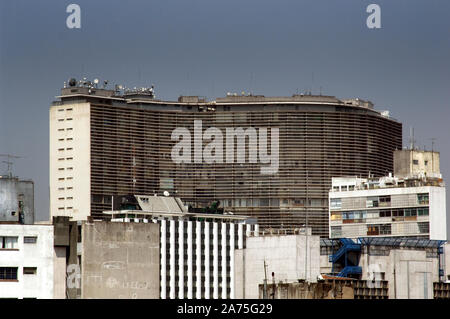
[330, 193, 429, 210]
[331, 207, 430, 221]
[0, 236, 37, 249]
[331, 222, 430, 237]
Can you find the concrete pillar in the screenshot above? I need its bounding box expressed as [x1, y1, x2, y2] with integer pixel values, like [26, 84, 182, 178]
[169, 219, 175, 299]
[204, 221, 210, 299]
[213, 222, 219, 299]
[178, 220, 184, 299]
[160, 219, 167, 299]
[221, 222, 227, 299]
[187, 221, 193, 299]
[238, 224, 243, 249]
[196, 221, 201, 299]
[230, 223, 235, 299]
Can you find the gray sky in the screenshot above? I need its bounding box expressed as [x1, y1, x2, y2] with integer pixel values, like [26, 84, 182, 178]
[1, 0, 449, 224]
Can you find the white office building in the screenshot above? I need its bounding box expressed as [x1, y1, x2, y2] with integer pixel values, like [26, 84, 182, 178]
[329, 175, 446, 240]
[0, 224, 54, 298]
[104, 195, 258, 299]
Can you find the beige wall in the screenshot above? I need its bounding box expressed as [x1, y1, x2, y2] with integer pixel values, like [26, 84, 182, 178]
[53, 246, 67, 299]
[394, 150, 440, 178]
[81, 221, 160, 299]
[235, 234, 321, 299]
[50, 102, 91, 220]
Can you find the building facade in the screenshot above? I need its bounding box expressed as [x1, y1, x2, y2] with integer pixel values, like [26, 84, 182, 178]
[50, 79, 402, 236]
[0, 224, 54, 299]
[234, 229, 321, 299]
[105, 195, 258, 299]
[329, 176, 447, 240]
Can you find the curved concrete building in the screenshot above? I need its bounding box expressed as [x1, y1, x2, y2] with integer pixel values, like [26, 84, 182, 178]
[50, 83, 402, 236]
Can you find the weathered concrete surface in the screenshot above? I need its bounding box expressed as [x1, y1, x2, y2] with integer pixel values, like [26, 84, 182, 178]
[81, 221, 160, 299]
[235, 234, 320, 299]
[258, 280, 354, 299]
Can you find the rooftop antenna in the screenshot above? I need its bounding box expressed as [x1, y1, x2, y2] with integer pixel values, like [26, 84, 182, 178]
[409, 127, 416, 150]
[429, 138, 437, 173]
[0, 154, 23, 177]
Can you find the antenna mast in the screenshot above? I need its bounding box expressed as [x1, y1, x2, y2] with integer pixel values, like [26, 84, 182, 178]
[0, 154, 22, 177]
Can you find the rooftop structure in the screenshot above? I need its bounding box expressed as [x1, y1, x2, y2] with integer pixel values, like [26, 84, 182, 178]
[0, 175, 34, 225]
[394, 149, 441, 179]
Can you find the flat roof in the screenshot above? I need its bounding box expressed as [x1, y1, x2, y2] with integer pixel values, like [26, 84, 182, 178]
[103, 209, 254, 222]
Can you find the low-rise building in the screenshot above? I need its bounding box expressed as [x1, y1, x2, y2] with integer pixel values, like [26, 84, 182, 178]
[234, 229, 321, 299]
[0, 223, 54, 298]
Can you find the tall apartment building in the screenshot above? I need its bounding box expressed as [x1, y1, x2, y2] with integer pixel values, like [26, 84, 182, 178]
[50, 78, 402, 236]
[105, 195, 257, 299]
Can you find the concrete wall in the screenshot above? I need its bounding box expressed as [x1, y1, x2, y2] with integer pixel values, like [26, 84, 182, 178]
[235, 234, 320, 299]
[394, 150, 440, 178]
[258, 281, 354, 299]
[321, 247, 440, 299]
[444, 243, 450, 283]
[0, 224, 54, 298]
[0, 177, 19, 222]
[429, 186, 447, 240]
[50, 102, 91, 221]
[81, 221, 160, 299]
[53, 246, 67, 299]
[17, 180, 34, 225]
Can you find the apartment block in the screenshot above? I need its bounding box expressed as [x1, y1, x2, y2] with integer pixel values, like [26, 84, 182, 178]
[329, 175, 446, 240]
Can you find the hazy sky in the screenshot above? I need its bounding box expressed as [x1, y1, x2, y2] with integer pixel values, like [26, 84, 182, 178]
[1, 0, 449, 223]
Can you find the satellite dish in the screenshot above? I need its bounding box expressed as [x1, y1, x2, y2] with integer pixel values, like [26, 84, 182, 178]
[163, 191, 170, 197]
[93, 78, 99, 84]
[68, 78, 77, 87]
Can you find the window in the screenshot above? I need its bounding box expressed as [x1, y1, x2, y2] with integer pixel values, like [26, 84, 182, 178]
[330, 198, 342, 209]
[23, 267, 37, 275]
[330, 212, 342, 220]
[413, 159, 419, 165]
[341, 185, 348, 191]
[418, 208, 429, 216]
[367, 225, 380, 236]
[424, 160, 428, 166]
[0, 267, 18, 280]
[418, 222, 429, 234]
[349, 185, 355, 191]
[0, 236, 18, 249]
[380, 210, 391, 217]
[24, 236, 37, 244]
[379, 196, 391, 207]
[366, 197, 379, 208]
[418, 193, 429, 205]
[331, 226, 342, 238]
[333, 186, 339, 192]
[380, 224, 391, 235]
